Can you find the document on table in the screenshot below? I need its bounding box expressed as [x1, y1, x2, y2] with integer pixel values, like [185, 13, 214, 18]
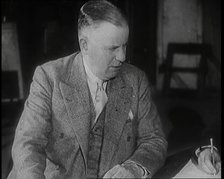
[173, 159, 221, 178]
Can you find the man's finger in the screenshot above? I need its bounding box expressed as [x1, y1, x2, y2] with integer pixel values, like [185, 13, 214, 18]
[111, 167, 125, 178]
[103, 165, 121, 178]
[111, 166, 134, 178]
[198, 154, 212, 174]
[201, 162, 214, 175]
[204, 154, 216, 174]
[215, 162, 221, 174]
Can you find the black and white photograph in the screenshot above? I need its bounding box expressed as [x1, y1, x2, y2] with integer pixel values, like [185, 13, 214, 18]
[2, 0, 221, 178]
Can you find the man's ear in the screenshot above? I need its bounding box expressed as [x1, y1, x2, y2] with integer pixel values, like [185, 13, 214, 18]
[79, 37, 88, 54]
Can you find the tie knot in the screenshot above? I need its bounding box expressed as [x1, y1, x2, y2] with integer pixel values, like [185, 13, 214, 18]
[95, 81, 107, 102]
[97, 81, 104, 91]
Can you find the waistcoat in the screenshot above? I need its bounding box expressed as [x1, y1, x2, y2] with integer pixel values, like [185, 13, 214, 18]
[86, 107, 106, 178]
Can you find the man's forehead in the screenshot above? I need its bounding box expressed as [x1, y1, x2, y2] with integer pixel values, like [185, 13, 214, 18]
[86, 22, 129, 40]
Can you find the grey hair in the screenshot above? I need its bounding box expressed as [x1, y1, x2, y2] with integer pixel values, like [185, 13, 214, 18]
[78, 0, 128, 36]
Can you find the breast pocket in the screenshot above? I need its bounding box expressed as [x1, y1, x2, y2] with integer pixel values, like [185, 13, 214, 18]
[44, 158, 61, 178]
[46, 158, 60, 171]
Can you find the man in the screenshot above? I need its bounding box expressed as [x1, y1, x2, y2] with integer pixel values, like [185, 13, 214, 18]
[8, 0, 220, 178]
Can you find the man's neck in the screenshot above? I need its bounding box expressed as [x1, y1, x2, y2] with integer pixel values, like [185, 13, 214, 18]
[82, 54, 103, 84]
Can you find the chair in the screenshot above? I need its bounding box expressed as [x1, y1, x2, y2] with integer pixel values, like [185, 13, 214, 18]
[162, 43, 211, 98]
[159, 43, 214, 155]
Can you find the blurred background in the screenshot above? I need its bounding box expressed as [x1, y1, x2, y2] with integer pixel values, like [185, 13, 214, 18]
[1, 0, 221, 178]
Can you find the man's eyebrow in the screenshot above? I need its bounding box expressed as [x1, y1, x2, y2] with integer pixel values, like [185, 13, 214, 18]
[111, 45, 119, 48]
[104, 45, 119, 50]
[108, 43, 128, 48]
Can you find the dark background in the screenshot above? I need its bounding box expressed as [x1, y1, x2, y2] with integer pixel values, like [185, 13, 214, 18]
[1, 0, 221, 178]
[2, 0, 158, 97]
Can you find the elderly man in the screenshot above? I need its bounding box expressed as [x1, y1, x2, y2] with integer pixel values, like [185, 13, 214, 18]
[8, 0, 220, 178]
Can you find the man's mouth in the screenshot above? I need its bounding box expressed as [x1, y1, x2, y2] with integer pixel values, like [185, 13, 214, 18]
[111, 65, 122, 69]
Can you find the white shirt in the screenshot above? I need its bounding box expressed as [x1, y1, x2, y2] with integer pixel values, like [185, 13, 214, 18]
[83, 56, 149, 177]
[83, 57, 108, 123]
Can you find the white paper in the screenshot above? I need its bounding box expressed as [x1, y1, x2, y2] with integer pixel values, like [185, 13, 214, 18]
[173, 159, 221, 178]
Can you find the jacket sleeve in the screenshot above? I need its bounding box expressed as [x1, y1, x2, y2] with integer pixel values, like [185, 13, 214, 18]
[11, 66, 52, 179]
[128, 72, 168, 177]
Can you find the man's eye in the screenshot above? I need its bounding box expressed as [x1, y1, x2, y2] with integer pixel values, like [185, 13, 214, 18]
[110, 46, 118, 51]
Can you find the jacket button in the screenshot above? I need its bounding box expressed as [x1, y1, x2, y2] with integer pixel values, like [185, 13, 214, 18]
[95, 127, 102, 133]
[56, 165, 60, 170]
[65, 97, 72, 102]
[60, 133, 64, 138]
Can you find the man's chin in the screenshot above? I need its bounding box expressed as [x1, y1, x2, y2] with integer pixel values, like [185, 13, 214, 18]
[106, 70, 121, 80]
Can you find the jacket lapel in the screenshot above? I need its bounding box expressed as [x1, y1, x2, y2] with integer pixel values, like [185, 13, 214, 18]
[59, 53, 94, 171]
[59, 53, 133, 174]
[100, 73, 133, 174]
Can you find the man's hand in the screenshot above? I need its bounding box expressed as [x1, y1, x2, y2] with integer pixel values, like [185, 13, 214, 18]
[198, 148, 221, 175]
[103, 164, 136, 178]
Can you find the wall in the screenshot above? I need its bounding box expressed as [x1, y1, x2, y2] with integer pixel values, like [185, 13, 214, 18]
[202, 0, 221, 89]
[156, 0, 221, 91]
[157, 0, 202, 90]
[128, 0, 158, 86]
[2, 23, 24, 99]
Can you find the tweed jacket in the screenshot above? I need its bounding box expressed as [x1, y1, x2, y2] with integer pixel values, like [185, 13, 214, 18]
[8, 52, 167, 179]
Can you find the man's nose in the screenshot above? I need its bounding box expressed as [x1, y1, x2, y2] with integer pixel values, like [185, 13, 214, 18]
[116, 46, 126, 62]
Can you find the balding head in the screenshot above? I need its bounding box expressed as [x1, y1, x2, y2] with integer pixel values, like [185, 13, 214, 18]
[78, 0, 128, 39]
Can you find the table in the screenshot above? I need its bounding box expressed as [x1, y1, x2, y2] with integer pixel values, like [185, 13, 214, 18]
[153, 148, 193, 178]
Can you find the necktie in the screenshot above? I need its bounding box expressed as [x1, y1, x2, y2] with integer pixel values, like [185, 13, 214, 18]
[94, 81, 108, 122]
